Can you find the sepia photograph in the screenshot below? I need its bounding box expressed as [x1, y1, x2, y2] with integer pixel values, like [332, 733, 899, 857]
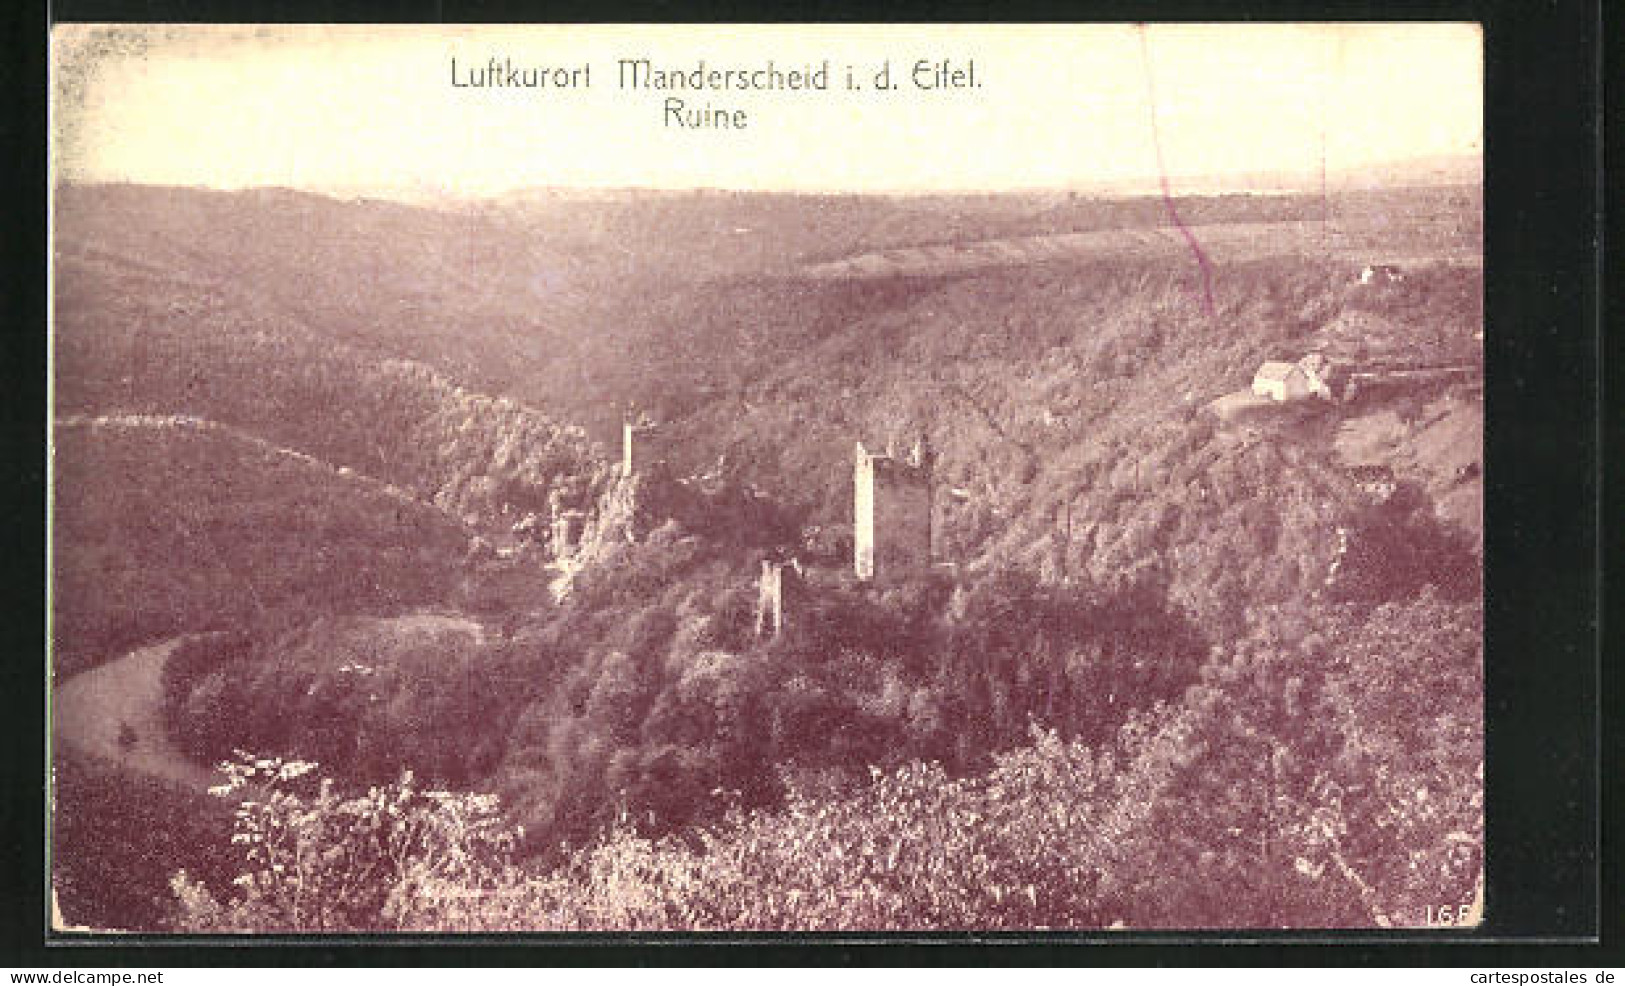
[48, 23, 1485, 934]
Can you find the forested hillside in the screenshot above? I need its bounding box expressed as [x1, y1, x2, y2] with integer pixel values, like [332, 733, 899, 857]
[54, 246, 607, 532]
[50, 419, 474, 678]
[52, 182, 1482, 932]
[55, 182, 1479, 445]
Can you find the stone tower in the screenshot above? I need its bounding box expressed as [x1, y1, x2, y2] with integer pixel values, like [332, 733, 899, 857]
[853, 438, 933, 581]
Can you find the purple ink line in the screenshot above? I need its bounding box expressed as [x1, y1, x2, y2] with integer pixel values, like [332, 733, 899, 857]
[1136, 24, 1217, 317]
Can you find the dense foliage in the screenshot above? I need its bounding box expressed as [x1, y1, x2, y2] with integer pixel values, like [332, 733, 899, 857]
[170, 592, 1478, 932]
[52, 748, 237, 931]
[159, 618, 533, 791]
[170, 754, 518, 932]
[465, 592, 1478, 932]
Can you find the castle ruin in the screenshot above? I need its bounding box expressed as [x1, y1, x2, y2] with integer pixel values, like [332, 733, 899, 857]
[853, 437, 933, 581]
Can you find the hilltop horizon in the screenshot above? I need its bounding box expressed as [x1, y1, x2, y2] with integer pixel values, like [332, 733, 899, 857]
[54, 151, 1482, 207]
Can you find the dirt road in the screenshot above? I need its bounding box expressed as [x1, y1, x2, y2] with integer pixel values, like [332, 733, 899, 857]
[52, 636, 221, 791]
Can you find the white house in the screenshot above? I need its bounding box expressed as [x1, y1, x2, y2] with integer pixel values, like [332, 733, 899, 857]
[1252, 355, 1335, 402]
[1252, 361, 1313, 402]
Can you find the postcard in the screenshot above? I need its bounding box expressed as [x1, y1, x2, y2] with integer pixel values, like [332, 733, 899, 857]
[49, 23, 1483, 934]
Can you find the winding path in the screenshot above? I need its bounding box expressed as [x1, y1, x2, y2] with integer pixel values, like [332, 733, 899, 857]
[52, 636, 220, 792]
[52, 612, 489, 795]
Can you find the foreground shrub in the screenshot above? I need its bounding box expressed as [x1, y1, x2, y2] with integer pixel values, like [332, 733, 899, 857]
[171, 753, 520, 932]
[403, 735, 1113, 932]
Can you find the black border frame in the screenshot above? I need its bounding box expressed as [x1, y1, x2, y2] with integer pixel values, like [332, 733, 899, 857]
[3, 0, 1608, 966]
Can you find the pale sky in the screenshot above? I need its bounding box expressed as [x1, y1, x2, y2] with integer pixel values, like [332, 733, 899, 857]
[52, 23, 1482, 195]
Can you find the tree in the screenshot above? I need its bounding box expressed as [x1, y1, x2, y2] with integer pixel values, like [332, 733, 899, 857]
[1093, 593, 1481, 928]
[171, 753, 520, 932]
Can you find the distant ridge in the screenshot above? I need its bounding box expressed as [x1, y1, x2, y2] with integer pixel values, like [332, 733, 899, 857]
[1075, 153, 1482, 198]
[79, 153, 1481, 206]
